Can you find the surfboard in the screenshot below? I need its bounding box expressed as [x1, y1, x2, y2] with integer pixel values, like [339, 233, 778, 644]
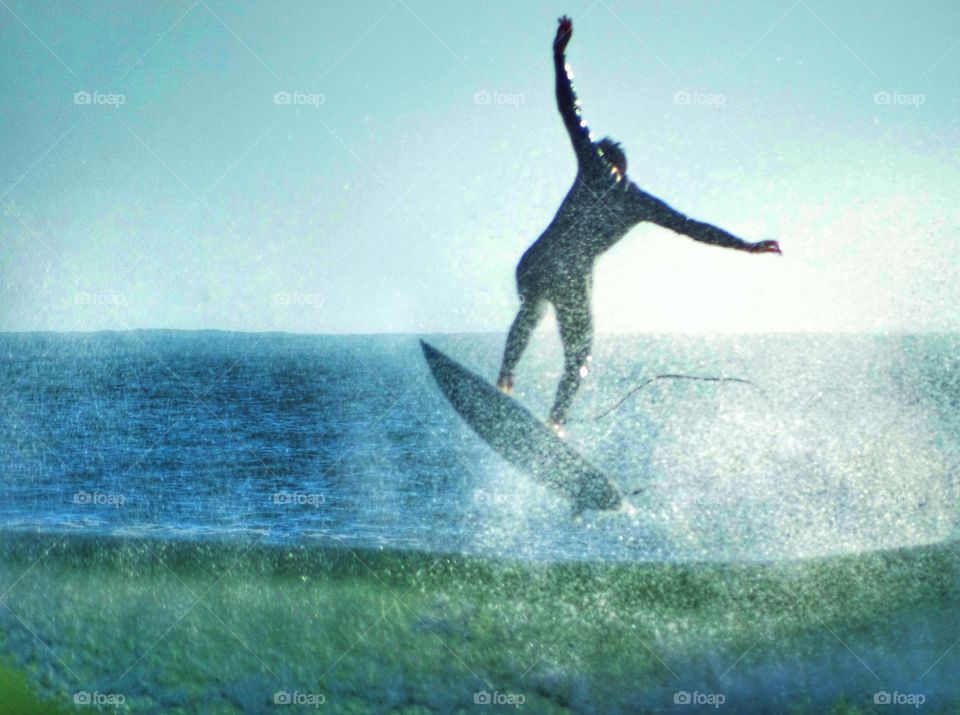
[420, 340, 623, 514]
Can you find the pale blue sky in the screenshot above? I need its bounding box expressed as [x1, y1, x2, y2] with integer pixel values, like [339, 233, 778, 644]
[1, 0, 958, 333]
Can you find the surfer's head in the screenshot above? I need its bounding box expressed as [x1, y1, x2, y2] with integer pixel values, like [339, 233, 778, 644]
[597, 138, 626, 178]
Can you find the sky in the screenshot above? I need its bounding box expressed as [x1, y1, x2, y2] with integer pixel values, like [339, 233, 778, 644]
[1, 0, 959, 334]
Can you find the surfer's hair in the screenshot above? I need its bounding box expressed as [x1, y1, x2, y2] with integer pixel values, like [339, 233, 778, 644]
[597, 138, 626, 174]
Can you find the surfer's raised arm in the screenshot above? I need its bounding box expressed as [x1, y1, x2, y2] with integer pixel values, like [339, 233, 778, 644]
[631, 187, 781, 254]
[554, 16, 595, 167]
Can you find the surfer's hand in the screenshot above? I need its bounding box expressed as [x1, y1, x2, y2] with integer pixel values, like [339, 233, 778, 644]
[747, 240, 781, 255]
[554, 16, 573, 53]
[496, 374, 514, 395]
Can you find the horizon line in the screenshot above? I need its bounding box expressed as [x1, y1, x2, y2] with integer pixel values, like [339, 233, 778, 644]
[0, 328, 956, 337]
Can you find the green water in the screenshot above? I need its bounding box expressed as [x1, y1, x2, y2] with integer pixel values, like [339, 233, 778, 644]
[1, 533, 958, 713]
[0, 658, 71, 715]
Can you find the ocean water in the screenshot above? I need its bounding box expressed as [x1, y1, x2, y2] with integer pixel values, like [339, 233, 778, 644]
[1, 331, 958, 562]
[2, 331, 960, 713]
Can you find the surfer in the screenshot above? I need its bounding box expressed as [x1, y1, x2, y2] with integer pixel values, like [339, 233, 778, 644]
[496, 16, 781, 435]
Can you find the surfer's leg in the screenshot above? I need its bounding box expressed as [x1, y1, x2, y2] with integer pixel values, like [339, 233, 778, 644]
[549, 285, 592, 427]
[497, 293, 546, 393]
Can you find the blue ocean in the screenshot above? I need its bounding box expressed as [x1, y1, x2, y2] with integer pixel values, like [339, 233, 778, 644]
[1, 331, 959, 713]
[3, 331, 958, 560]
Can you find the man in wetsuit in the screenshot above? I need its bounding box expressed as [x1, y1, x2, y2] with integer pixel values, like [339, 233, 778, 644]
[497, 16, 781, 435]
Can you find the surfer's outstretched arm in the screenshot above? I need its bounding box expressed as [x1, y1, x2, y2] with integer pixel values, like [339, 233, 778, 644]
[632, 188, 781, 254]
[554, 16, 595, 167]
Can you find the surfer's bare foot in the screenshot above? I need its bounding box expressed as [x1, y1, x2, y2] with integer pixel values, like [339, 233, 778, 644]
[496, 374, 514, 395]
[549, 420, 566, 439]
[618, 500, 638, 518]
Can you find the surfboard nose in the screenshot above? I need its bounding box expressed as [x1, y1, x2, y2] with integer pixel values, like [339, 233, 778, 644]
[420, 340, 446, 369]
[421, 340, 454, 379]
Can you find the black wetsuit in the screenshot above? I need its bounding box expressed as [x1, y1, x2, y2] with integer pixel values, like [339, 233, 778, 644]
[499, 41, 755, 426]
